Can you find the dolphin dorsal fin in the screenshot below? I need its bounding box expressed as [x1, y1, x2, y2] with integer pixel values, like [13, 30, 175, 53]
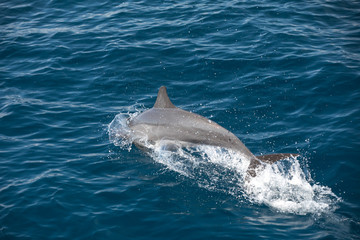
[153, 86, 176, 108]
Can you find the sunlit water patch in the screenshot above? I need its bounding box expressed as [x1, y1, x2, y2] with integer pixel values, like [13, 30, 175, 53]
[108, 111, 341, 215]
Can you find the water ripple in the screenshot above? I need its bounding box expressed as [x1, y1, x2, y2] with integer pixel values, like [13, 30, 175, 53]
[1, 0, 360, 239]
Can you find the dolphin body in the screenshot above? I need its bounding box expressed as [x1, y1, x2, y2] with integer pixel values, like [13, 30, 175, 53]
[128, 86, 297, 176]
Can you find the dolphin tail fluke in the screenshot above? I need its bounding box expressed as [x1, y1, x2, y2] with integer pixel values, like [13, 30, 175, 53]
[255, 153, 299, 164]
[247, 153, 299, 178]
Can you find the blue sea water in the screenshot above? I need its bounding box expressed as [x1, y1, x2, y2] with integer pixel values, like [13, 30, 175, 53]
[1, 0, 360, 239]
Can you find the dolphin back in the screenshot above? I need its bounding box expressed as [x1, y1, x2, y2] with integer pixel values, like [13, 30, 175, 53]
[129, 86, 255, 159]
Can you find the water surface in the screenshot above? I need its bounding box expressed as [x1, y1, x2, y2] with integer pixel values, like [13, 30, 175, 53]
[1, 0, 360, 239]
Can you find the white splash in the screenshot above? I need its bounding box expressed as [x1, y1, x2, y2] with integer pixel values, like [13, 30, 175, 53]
[108, 112, 341, 215]
[244, 158, 340, 215]
[108, 109, 142, 151]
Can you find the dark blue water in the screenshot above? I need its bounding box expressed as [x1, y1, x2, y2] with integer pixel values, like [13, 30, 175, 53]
[1, 0, 360, 239]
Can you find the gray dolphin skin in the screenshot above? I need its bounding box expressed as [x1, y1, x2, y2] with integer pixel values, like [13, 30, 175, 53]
[128, 86, 297, 176]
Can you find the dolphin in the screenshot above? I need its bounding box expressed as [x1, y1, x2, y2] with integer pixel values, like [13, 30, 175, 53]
[127, 86, 297, 177]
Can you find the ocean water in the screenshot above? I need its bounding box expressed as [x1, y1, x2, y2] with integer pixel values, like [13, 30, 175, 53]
[1, 0, 360, 239]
